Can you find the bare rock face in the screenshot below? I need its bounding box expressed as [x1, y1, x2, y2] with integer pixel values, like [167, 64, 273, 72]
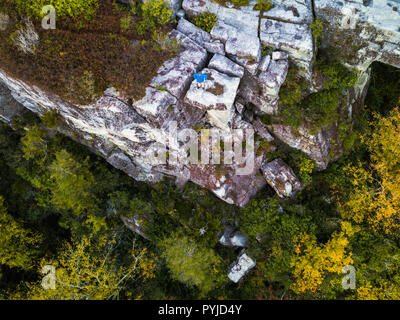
[237, 71, 280, 115]
[258, 58, 289, 98]
[219, 226, 248, 247]
[314, 0, 400, 71]
[228, 251, 256, 283]
[260, 19, 314, 64]
[262, 158, 302, 198]
[204, 39, 225, 55]
[177, 18, 211, 47]
[11, 19, 39, 55]
[2, 0, 399, 210]
[210, 20, 261, 75]
[269, 124, 334, 170]
[150, 57, 198, 99]
[225, 32, 261, 63]
[184, 68, 240, 130]
[0, 82, 26, 124]
[208, 54, 244, 78]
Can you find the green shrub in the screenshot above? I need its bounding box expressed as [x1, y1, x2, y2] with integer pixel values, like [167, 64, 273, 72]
[11, 0, 99, 22]
[192, 11, 218, 33]
[136, 0, 173, 35]
[232, 0, 250, 7]
[40, 110, 59, 128]
[310, 18, 324, 49]
[261, 45, 273, 57]
[253, 0, 273, 11]
[278, 50, 358, 133]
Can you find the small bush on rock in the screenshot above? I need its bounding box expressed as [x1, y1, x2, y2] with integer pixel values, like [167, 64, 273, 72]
[192, 11, 218, 33]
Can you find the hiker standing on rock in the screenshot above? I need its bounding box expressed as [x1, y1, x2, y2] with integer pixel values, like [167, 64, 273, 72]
[194, 71, 207, 89]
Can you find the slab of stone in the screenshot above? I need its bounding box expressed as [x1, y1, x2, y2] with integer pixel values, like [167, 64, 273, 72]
[253, 118, 274, 142]
[184, 68, 240, 112]
[204, 39, 225, 55]
[210, 19, 238, 43]
[151, 57, 197, 99]
[260, 19, 314, 63]
[225, 31, 261, 62]
[133, 87, 178, 125]
[219, 226, 248, 247]
[208, 54, 244, 78]
[169, 29, 208, 67]
[258, 59, 289, 97]
[228, 252, 256, 283]
[262, 0, 313, 24]
[238, 73, 279, 114]
[262, 158, 302, 198]
[177, 18, 211, 46]
[184, 68, 240, 130]
[258, 55, 271, 72]
[272, 51, 289, 60]
[268, 124, 333, 170]
[228, 54, 259, 75]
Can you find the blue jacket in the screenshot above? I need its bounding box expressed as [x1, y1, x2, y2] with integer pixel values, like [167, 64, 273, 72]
[194, 72, 207, 83]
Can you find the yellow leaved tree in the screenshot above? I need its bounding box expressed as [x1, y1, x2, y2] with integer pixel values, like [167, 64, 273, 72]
[13, 234, 156, 300]
[290, 222, 356, 294]
[337, 107, 400, 235]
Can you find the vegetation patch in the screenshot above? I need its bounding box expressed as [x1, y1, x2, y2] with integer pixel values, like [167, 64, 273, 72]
[206, 82, 224, 96]
[278, 49, 358, 134]
[211, 0, 250, 8]
[191, 11, 218, 33]
[0, 0, 176, 104]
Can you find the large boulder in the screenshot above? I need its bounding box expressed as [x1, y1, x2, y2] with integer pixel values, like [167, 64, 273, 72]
[268, 124, 336, 170]
[176, 18, 211, 46]
[228, 251, 256, 283]
[259, 19, 314, 64]
[314, 0, 400, 71]
[262, 158, 302, 198]
[257, 58, 289, 98]
[184, 68, 241, 130]
[208, 54, 245, 78]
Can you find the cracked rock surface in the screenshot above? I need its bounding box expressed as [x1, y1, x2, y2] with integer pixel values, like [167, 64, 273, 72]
[1, 0, 399, 208]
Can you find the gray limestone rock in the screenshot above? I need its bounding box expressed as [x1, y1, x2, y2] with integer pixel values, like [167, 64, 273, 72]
[208, 54, 244, 78]
[260, 19, 314, 63]
[184, 68, 240, 130]
[258, 59, 289, 98]
[203, 39, 225, 55]
[228, 251, 256, 283]
[177, 18, 211, 46]
[262, 158, 302, 198]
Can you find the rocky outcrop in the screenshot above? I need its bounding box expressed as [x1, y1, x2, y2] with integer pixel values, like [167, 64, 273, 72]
[219, 226, 248, 247]
[228, 250, 256, 283]
[1, 0, 399, 209]
[315, 0, 400, 72]
[262, 158, 302, 198]
[0, 82, 26, 125]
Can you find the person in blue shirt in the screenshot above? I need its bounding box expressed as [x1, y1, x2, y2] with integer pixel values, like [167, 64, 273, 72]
[194, 71, 208, 89]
